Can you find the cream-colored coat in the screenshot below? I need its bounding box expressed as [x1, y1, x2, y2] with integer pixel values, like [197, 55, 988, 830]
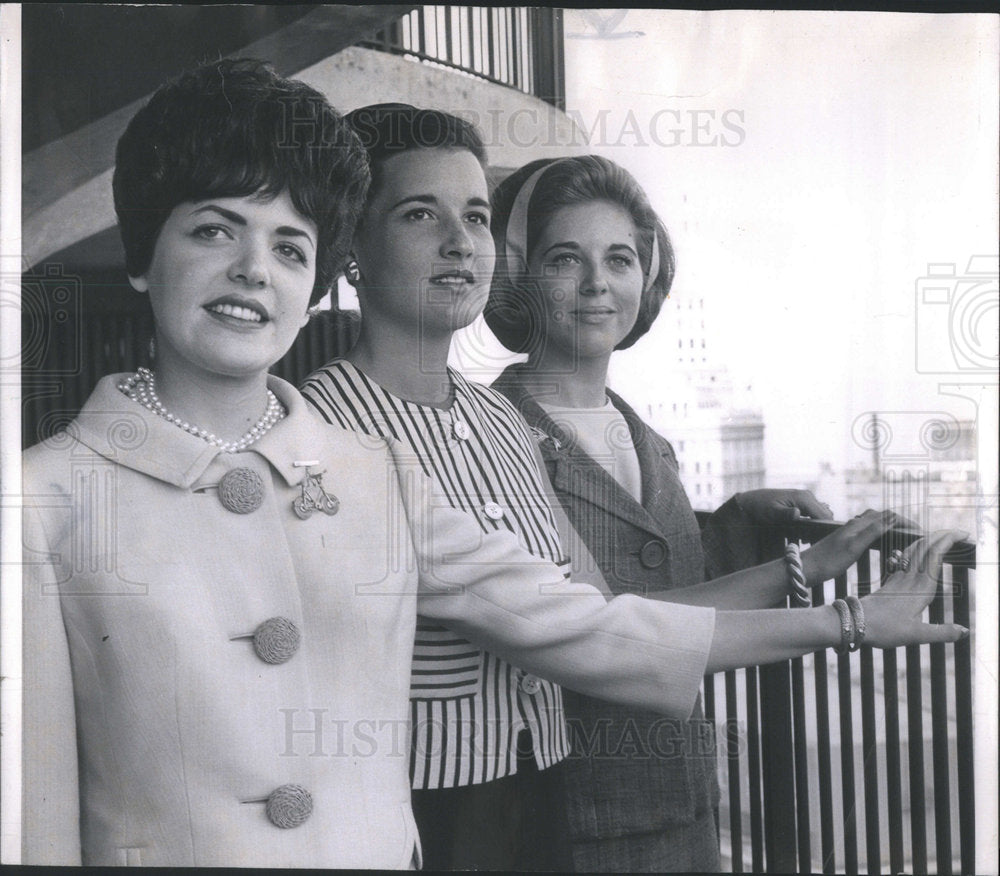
[22, 375, 715, 867]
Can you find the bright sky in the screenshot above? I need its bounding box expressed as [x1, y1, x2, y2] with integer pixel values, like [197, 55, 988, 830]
[557, 9, 998, 482]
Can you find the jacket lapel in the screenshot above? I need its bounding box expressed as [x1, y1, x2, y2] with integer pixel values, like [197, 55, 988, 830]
[607, 388, 680, 541]
[494, 368, 666, 538]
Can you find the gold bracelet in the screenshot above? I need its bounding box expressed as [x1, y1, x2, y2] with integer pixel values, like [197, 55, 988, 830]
[832, 598, 854, 655]
[845, 595, 866, 651]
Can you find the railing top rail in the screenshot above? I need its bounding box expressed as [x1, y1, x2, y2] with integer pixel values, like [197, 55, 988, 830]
[693, 512, 977, 568]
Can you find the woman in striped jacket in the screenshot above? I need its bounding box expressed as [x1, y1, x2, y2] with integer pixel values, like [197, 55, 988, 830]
[300, 107, 968, 871]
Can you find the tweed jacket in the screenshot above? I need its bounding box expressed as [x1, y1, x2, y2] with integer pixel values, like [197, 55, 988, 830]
[22, 374, 717, 868]
[494, 366, 723, 861]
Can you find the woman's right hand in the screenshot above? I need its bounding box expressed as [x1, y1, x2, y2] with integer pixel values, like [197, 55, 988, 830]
[860, 529, 970, 648]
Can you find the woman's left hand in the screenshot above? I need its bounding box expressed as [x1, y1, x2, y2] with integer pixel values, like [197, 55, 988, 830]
[861, 530, 970, 647]
[736, 489, 835, 524]
[801, 508, 899, 584]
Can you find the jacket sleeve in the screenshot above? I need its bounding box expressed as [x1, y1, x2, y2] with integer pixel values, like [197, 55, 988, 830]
[21, 501, 83, 865]
[390, 446, 716, 721]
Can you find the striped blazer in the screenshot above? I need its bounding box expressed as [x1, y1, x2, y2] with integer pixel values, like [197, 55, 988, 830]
[301, 359, 571, 789]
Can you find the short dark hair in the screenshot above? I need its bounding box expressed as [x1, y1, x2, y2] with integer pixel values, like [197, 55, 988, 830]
[113, 58, 370, 306]
[485, 155, 675, 355]
[344, 103, 487, 202]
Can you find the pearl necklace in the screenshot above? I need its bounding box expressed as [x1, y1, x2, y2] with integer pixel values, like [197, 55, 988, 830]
[118, 367, 286, 453]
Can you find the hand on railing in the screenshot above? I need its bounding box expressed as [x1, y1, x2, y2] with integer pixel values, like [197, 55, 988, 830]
[800, 508, 899, 585]
[860, 529, 970, 647]
[735, 488, 835, 524]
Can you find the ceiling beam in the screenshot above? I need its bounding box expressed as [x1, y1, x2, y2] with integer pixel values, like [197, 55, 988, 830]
[24, 5, 415, 221]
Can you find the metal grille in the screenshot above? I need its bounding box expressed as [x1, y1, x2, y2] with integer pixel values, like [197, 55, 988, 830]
[699, 514, 976, 875]
[357, 6, 565, 108]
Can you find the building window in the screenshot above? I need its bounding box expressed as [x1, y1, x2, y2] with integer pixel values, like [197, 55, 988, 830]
[695, 462, 700, 474]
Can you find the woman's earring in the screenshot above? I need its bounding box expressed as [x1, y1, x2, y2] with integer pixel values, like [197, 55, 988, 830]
[148, 334, 156, 362]
[345, 259, 361, 284]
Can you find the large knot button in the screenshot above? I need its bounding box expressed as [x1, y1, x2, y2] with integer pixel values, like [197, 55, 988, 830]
[253, 617, 301, 664]
[519, 673, 542, 696]
[482, 502, 505, 521]
[218, 467, 264, 514]
[266, 784, 313, 829]
[453, 420, 471, 441]
[639, 539, 667, 569]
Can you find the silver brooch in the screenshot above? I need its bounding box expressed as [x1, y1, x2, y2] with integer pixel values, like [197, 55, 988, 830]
[529, 426, 562, 451]
[291, 461, 340, 519]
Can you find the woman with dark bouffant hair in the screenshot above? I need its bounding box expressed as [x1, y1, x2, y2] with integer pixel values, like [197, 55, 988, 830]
[487, 155, 970, 872]
[21, 57, 395, 868]
[23, 61, 593, 870]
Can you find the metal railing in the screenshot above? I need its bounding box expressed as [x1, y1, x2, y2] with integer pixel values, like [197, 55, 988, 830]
[357, 5, 565, 109]
[697, 515, 976, 874]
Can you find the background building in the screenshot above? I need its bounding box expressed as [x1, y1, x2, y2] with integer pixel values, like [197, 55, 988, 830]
[642, 295, 766, 510]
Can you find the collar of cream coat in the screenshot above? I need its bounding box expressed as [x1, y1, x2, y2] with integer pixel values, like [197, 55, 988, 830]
[67, 373, 356, 490]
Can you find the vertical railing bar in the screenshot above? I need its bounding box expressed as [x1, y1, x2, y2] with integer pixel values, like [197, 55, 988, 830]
[522, 7, 538, 94]
[760, 660, 797, 873]
[416, 7, 426, 57]
[522, 9, 531, 95]
[746, 667, 765, 873]
[434, 5, 443, 64]
[875, 542, 906, 875]
[444, 5, 454, 67]
[929, 577, 953, 874]
[906, 641, 928, 874]
[486, 6, 495, 81]
[790, 653, 812, 874]
[702, 675, 721, 851]
[757, 529, 797, 874]
[458, 6, 468, 72]
[881, 642, 905, 874]
[725, 670, 744, 873]
[811, 580, 837, 875]
[951, 562, 975, 874]
[835, 572, 859, 876]
[499, 8, 509, 85]
[856, 550, 882, 871]
[472, 7, 483, 76]
[495, 8, 504, 85]
[510, 8, 521, 90]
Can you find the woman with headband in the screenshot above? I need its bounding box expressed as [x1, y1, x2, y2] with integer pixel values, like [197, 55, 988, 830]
[486, 155, 969, 872]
